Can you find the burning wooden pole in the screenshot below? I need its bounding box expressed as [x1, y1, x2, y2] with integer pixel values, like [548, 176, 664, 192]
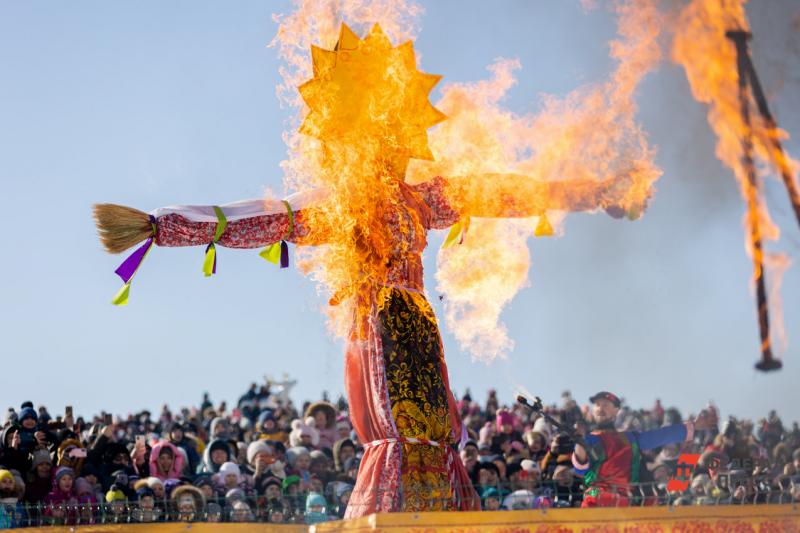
[726, 30, 781, 371]
[736, 39, 800, 231]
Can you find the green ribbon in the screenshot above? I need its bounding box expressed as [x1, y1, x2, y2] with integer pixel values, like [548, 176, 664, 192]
[259, 200, 294, 267]
[203, 206, 227, 277]
[442, 216, 470, 249]
[111, 283, 131, 306]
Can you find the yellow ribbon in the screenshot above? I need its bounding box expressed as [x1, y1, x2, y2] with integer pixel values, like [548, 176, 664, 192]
[442, 216, 470, 249]
[202, 206, 227, 277]
[259, 200, 294, 267]
[534, 213, 554, 237]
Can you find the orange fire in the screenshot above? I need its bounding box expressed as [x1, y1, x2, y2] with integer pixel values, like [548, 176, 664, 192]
[673, 0, 797, 358]
[269, 1, 662, 355]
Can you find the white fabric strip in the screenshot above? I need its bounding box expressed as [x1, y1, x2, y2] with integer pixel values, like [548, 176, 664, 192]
[149, 188, 330, 222]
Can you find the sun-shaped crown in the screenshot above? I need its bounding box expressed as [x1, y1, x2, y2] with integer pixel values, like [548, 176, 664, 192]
[298, 23, 446, 163]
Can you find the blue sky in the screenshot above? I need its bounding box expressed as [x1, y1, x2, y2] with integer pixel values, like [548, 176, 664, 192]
[1, 1, 798, 424]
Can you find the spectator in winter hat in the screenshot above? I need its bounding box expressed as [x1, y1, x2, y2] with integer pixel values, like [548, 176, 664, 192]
[304, 491, 332, 525]
[44, 466, 78, 506]
[56, 439, 86, 476]
[209, 417, 230, 441]
[305, 402, 338, 451]
[481, 486, 501, 511]
[343, 456, 360, 482]
[332, 438, 356, 472]
[248, 441, 285, 485]
[256, 410, 287, 443]
[216, 462, 243, 496]
[0, 426, 29, 475]
[286, 446, 312, 490]
[132, 487, 161, 523]
[229, 499, 255, 522]
[331, 481, 353, 518]
[167, 422, 200, 473]
[197, 439, 232, 475]
[171, 485, 206, 522]
[192, 474, 214, 501]
[149, 441, 185, 481]
[336, 416, 352, 441]
[259, 476, 283, 503]
[289, 419, 320, 449]
[105, 484, 128, 521]
[24, 449, 53, 503]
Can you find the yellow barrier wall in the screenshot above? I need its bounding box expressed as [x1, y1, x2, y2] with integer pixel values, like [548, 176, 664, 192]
[19, 504, 800, 533]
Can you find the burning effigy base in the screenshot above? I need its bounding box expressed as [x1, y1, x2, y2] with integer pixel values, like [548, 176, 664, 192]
[17, 504, 800, 533]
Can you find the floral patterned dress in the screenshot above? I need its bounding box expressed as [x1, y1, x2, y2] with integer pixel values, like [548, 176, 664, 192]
[154, 176, 478, 517]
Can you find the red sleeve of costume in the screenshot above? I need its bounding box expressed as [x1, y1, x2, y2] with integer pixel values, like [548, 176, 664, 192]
[410, 176, 460, 230]
[155, 211, 311, 249]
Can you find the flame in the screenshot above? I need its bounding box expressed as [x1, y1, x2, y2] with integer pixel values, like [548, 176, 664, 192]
[673, 0, 798, 355]
[408, 0, 663, 359]
[271, 1, 663, 354]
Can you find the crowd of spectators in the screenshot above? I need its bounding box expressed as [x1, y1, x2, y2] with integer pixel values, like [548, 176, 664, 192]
[0, 383, 798, 527]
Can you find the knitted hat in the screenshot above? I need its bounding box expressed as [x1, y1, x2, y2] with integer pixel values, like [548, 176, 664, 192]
[247, 440, 273, 465]
[285, 446, 310, 468]
[30, 449, 52, 469]
[0, 469, 14, 488]
[219, 462, 241, 482]
[54, 466, 75, 484]
[19, 407, 37, 423]
[289, 419, 320, 448]
[305, 491, 327, 511]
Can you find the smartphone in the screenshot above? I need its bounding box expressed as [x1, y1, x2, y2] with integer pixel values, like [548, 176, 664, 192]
[136, 435, 145, 447]
[69, 448, 87, 458]
[65, 406, 73, 418]
[104, 413, 112, 425]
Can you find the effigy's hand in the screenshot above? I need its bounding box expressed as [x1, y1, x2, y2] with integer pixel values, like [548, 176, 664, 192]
[600, 174, 652, 221]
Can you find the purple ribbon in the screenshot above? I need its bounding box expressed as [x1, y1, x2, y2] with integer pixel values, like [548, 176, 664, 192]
[280, 240, 289, 269]
[114, 215, 156, 284]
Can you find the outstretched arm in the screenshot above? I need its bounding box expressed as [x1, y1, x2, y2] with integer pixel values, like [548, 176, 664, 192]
[446, 173, 633, 218]
[411, 174, 643, 230]
[94, 190, 329, 255]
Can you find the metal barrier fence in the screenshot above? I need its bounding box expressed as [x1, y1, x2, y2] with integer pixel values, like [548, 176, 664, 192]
[1, 475, 798, 528]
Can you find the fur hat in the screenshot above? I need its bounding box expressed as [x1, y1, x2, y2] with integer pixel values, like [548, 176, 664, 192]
[289, 418, 319, 448]
[304, 402, 337, 429]
[171, 484, 206, 509]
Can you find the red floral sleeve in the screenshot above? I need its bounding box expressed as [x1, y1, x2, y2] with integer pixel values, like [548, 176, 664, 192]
[410, 176, 461, 230]
[156, 211, 312, 249]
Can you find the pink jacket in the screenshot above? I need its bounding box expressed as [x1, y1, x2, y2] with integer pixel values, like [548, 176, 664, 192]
[148, 440, 185, 481]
